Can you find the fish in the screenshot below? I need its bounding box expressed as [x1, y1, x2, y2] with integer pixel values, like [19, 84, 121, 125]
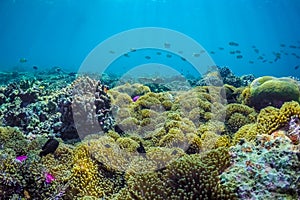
[235, 50, 241, 54]
[156, 52, 162, 55]
[280, 44, 286, 47]
[166, 54, 172, 58]
[289, 45, 297, 48]
[68, 72, 77, 76]
[193, 53, 200, 57]
[262, 60, 267, 63]
[236, 55, 243, 59]
[257, 56, 264, 60]
[130, 48, 137, 52]
[229, 41, 239, 46]
[123, 53, 130, 57]
[249, 60, 254, 64]
[19, 58, 27, 63]
[39, 138, 59, 157]
[252, 45, 256, 48]
[104, 144, 111, 148]
[33, 66, 38, 70]
[145, 56, 151, 59]
[181, 57, 186, 61]
[164, 42, 171, 48]
[254, 49, 259, 54]
[178, 51, 183, 54]
[295, 65, 299, 70]
[109, 50, 115, 54]
[229, 51, 235, 54]
[219, 47, 224, 50]
[137, 142, 146, 158]
[210, 51, 215, 54]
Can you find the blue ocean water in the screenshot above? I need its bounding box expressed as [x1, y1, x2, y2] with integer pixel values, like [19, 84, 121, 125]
[0, 0, 300, 77]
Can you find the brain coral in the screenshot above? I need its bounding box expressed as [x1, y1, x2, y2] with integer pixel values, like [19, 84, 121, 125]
[242, 76, 300, 110]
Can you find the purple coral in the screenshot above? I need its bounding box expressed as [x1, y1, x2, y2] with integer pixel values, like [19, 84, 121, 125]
[287, 115, 300, 144]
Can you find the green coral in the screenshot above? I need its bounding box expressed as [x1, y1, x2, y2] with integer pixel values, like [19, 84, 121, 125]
[242, 76, 300, 110]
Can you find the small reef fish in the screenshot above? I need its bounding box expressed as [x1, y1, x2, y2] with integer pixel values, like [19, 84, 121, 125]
[164, 42, 171, 48]
[229, 41, 239, 46]
[109, 50, 115, 54]
[236, 55, 243, 59]
[123, 53, 130, 57]
[280, 44, 286, 47]
[39, 138, 59, 157]
[249, 60, 254, 64]
[137, 142, 146, 158]
[210, 51, 215, 54]
[19, 58, 27, 63]
[156, 52, 162, 55]
[229, 51, 235, 54]
[145, 56, 151, 59]
[219, 47, 224, 50]
[295, 65, 299, 70]
[235, 50, 241, 54]
[254, 49, 259, 54]
[181, 57, 186, 61]
[289, 45, 297, 49]
[130, 48, 137, 52]
[166, 54, 172, 58]
[193, 53, 200, 57]
[32, 66, 38, 70]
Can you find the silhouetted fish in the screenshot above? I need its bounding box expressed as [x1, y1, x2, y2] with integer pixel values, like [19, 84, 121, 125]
[289, 45, 297, 49]
[181, 57, 186, 61]
[229, 51, 235, 54]
[40, 138, 59, 157]
[145, 56, 151, 59]
[236, 55, 243, 59]
[235, 50, 241, 54]
[124, 53, 130, 57]
[210, 51, 215, 54]
[295, 65, 299, 70]
[166, 54, 172, 58]
[193, 53, 200, 57]
[164, 42, 171, 48]
[156, 52, 162, 55]
[19, 58, 27, 63]
[257, 56, 264, 60]
[137, 142, 146, 158]
[249, 61, 254, 64]
[229, 41, 239, 46]
[33, 66, 38, 70]
[280, 44, 286, 47]
[254, 49, 259, 54]
[219, 47, 224, 50]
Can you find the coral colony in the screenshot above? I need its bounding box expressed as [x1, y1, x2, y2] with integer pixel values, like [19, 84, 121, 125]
[0, 66, 300, 199]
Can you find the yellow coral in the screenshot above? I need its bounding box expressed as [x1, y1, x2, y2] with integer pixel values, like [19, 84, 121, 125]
[232, 123, 258, 145]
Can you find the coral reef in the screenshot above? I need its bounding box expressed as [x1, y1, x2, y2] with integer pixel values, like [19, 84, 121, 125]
[222, 134, 300, 199]
[242, 76, 300, 110]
